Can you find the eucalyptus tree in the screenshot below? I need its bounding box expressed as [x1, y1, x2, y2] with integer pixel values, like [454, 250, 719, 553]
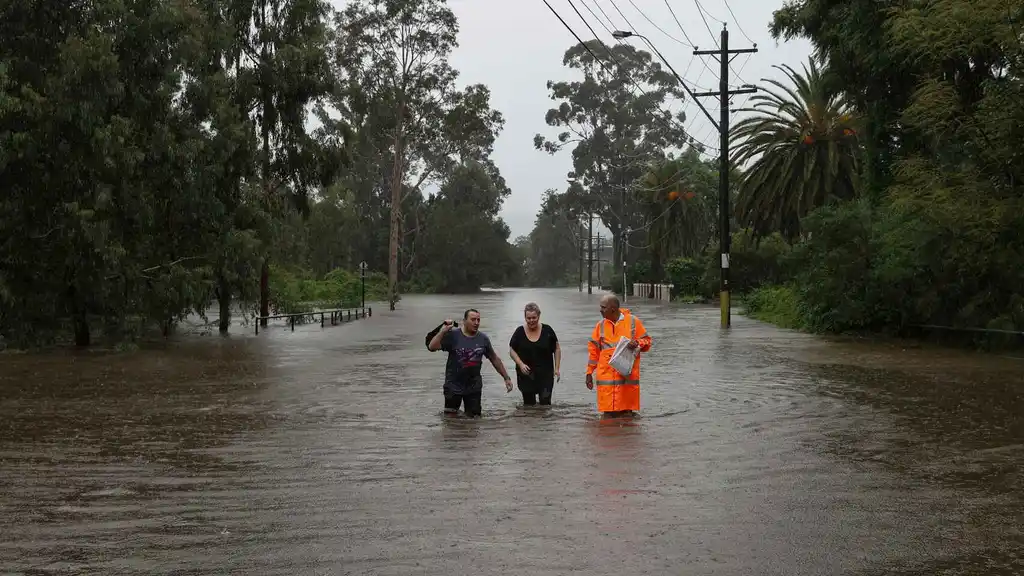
[535, 39, 690, 279]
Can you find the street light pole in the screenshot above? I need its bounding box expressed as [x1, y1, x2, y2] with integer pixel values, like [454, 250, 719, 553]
[622, 226, 629, 303]
[566, 177, 584, 293]
[611, 30, 721, 132]
[359, 261, 367, 310]
[587, 212, 594, 295]
[578, 236, 584, 292]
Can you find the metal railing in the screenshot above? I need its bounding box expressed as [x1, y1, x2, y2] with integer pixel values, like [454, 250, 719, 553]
[906, 324, 1024, 337]
[254, 307, 372, 335]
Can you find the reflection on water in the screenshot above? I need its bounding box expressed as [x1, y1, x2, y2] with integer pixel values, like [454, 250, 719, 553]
[1, 289, 1022, 574]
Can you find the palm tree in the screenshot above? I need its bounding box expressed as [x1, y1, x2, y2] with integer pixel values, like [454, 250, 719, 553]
[633, 149, 717, 280]
[732, 56, 861, 240]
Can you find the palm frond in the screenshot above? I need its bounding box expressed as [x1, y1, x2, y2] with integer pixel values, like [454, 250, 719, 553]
[732, 57, 863, 240]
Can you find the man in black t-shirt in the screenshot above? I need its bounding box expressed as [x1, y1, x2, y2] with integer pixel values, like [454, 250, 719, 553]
[427, 309, 513, 416]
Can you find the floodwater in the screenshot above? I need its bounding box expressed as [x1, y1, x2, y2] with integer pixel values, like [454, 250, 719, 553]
[1, 289, 1022, 575]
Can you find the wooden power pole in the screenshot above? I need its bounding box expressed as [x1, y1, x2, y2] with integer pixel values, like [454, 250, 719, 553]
[694, 26, 757, 328]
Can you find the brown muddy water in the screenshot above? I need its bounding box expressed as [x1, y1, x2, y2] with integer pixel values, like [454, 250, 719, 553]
[1, 288, 1022, 575]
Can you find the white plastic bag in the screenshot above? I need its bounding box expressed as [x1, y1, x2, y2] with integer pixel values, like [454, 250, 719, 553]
[607, 336, 638, 377]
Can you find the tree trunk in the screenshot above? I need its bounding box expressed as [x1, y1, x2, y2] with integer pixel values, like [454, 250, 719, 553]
[68, 286, 90, 347]
[387, 100, 406, 311]
[73, 315, 90, 347]
[259, 259, 269, 324]
[650, 242, 664, 283]
[652, 262, 665, 286]
[218, 272, 232, 334]
[259, 80, 272, 326]
[610, 225, 623, 279]
[612, 232, 622, 278]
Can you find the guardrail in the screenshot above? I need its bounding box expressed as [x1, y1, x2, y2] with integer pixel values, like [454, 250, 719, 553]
[908, 324, 1024, 336]
[254, 307, 371, 335]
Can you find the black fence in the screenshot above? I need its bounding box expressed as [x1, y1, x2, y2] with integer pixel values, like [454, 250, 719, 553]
[254, 307, 372, 335]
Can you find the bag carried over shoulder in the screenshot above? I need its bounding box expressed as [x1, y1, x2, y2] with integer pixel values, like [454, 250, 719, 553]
[425, 321, 458, 350]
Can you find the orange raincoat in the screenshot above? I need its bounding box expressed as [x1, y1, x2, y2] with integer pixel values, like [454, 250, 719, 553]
[586, 308, 652, 412]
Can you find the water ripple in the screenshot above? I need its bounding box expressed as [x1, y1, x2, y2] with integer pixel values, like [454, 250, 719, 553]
[1, 290, 1022, 574]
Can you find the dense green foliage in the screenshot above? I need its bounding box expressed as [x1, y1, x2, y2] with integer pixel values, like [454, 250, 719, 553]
[0, 0, 520, 348]
[528, 1, 1024, 346]
[518, 190, 584, 288]
[533, 39, 695, 283]
[732, 58, 860, 240]
[268, 266, 388, 315]
[758, 0, 1024, 339]
[742, 285, 804, 330]
[7, 0, 1018, 348]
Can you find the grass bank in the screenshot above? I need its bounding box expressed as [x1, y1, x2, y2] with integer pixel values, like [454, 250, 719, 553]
[741, 284, 806, 330]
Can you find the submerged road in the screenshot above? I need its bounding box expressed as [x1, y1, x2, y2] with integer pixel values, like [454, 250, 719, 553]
[1, 288, 1022, 574]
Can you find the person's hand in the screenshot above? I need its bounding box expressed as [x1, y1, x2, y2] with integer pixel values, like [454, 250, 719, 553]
[504, 376, 513, 393]
[442, 318, 454, 331]
[585, 373, 594, 390]
[627, 338, 639, 350]
[518, 362, 531, 376]
[555, 369, 561, 382]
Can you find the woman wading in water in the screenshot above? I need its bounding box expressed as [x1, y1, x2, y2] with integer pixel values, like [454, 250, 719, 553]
[509, 302, 561, 406]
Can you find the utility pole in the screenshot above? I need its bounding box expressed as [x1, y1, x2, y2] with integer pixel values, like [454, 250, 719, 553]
[596, 234, 602, 288]
[587, 213, 594, 295]
[622, 227, 629, 303]
[578, 237, 583, 292]
[694, 25, 757, 329]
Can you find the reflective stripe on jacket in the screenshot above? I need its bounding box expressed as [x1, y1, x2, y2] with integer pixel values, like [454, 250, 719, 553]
[586, 308, 652, 412]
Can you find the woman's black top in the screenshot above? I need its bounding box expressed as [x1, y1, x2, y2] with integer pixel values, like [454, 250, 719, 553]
[509, 324, 558, 392]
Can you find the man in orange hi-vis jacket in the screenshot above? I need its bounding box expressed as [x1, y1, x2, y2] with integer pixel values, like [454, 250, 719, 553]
[586, 294, 653, 415]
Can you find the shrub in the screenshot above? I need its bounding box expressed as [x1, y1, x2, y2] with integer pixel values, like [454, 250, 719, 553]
[699, 230, 794, 297]
[269, 265, 388, 314]
[664, 257, 703, 297]
[743, 285, 805, 329]
[790, 199, 899, 333]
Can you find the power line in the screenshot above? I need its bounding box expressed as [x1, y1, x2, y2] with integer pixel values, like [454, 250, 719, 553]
[729, 53, 756, 113]
[626, 0, 692, 47]
[543, 0, 719, 153]
[566, 0, 606, 44]
[695, 0, 725, 25]
[586, 0, 713, 98]
[606, 0, 643, 44]
[681, 59, 713, 136]
[612, 30, 720, 132]
[662, 0, 720, 84]
[573, 0, 707, 148]
[693, 0, 720, 45]
[578, 0, 617, 37]
[587, 0, 621, 34]
[543, 0, 728, 269]
[722, 0, 755, 44]
[688, 0, 750, 86]
[659, 0, 696, 46]
[604, 0, 715, 95]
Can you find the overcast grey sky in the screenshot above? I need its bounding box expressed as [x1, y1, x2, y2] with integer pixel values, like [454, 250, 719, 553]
[332, 0, 812, 238]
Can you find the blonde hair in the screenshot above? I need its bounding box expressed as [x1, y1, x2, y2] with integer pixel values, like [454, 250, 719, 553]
[524, 302, 541, 315]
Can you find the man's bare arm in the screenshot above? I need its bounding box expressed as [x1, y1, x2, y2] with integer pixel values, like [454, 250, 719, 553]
[428, 322, 452, 351]
[487, 348, 511, 380]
